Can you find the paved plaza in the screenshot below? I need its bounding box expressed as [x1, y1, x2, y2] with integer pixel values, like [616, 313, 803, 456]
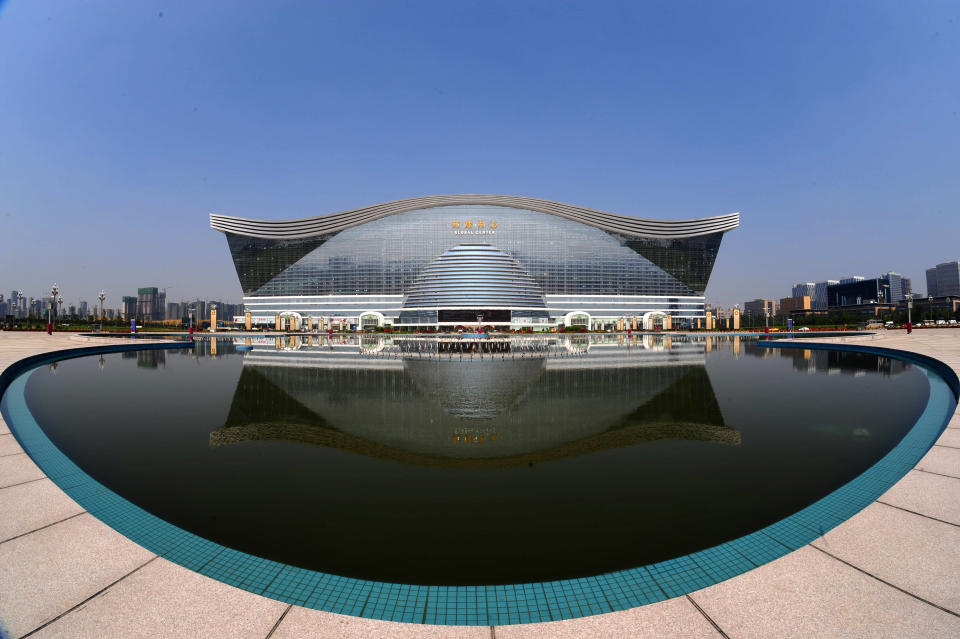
[1, 330, 959, 638]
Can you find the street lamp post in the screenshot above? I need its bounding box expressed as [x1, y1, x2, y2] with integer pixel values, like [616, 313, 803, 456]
[48, 284, 59, 335]
[58, 296, 63, 322]
[98, 291, 106, 330]
[16, 291, 23, 323]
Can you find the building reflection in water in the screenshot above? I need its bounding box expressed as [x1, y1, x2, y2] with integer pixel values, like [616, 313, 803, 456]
[765, 345, 910, 377]
[211, 335, 740, 468]
[122, 349, 166, 369]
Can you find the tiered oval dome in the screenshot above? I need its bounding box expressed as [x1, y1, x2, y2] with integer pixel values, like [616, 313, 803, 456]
[403, 244, 547, 308]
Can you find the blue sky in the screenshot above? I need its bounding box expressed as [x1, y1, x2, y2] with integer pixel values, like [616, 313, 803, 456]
[1, 1, 957, 308]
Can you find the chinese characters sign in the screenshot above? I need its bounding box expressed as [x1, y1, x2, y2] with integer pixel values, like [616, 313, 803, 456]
[452, 220, 498, 235]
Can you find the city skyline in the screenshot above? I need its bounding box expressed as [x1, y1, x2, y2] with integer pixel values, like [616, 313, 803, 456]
[0, 284, 241, 322]
[6, 253, 956, 325]
[2, 2, 958, 308]
[3, 255, 955, 317]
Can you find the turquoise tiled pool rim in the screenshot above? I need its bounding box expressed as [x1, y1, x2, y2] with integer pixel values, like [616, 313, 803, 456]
[1, 340, 957, 626]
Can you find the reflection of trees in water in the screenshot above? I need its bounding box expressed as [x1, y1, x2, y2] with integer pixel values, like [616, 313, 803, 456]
[210, 361, 738, 468]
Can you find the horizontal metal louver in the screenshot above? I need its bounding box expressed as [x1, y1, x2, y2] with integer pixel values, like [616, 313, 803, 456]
[403, 245, 547, 309]
[210, 194, 738, 240]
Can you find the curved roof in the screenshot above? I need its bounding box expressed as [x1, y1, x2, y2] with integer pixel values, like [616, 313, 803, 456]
[210, 194, 739, 240]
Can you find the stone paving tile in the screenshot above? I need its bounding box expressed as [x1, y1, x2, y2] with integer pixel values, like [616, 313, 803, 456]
[936, 429, 960, 447]
[0, 513, 155, 638]
[270, 605, 490, 639]
[880, 470, 960, 526]
[947, 408, 959, 425]
[0, 478, 84, 542]
[692, 545, 960, 639]
[916, 446, 960, 479]
[0, 418, 9, 435]
[811, 502, 960, 614]
[494, 597, 722, 639]
[28, 558, 287, 639]
[0, 453, 45, 488]
[0, 433, 21, 456]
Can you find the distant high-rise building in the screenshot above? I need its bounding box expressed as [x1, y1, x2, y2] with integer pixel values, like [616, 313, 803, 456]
[136, 287, 166, 322]
[791, 282, 816, 300]
[79, 301, 88, 317]
[926, 267, 938, 297]
[121, 296, 138, 320]
[5, 292, 15, 318]
[206, 301, 240, 322]
[743, 298, 777, 317]
[839, 276, 865, 285]
[813, 280, 839, 311]
[166, 302, 181, 322]
[780, 296, 811, 315]
[881, 272, 905, 303]
[902, 277, 912, 298]
[827, 277, 894, 307]
[926, 261, 960, 298]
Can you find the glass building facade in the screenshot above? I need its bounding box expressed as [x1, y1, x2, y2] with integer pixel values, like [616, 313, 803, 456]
[212, 196, 738, 330]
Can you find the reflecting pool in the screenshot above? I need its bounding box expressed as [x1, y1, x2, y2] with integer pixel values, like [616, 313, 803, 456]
[21, 335, 930, 585]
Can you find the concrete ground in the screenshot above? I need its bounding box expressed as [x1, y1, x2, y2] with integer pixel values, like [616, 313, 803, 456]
[1, 330, 958, 638]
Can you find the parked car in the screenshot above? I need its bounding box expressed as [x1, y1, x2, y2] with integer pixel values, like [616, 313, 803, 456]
[798, 326, 811, 331]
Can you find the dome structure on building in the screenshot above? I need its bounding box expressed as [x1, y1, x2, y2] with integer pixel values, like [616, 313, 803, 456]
[403, 244, 546, 309]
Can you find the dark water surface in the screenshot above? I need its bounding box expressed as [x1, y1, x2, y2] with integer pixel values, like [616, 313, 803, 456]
[24, 335, 930, 585]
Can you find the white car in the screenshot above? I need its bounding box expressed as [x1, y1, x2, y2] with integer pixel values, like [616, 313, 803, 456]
[797, 326, 811, 331]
